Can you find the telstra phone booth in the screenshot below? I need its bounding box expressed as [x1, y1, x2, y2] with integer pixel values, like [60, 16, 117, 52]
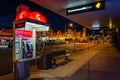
[13, 11, 50, 80]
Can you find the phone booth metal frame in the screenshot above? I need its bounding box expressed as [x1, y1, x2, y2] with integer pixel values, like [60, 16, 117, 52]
[13, 19, 50, 80]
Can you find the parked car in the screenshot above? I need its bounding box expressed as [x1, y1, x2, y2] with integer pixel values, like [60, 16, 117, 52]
[8, 40, 13, 48]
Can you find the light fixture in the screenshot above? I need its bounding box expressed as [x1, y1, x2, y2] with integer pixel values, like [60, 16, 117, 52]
[109, 17, 112, 29]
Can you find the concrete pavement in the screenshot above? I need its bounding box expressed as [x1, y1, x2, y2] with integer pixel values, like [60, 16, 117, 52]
[30, 43, 106, 79]
[31, 43, 120, 80]
[67, 43, 120, 80]
[1, 42, 120, 80]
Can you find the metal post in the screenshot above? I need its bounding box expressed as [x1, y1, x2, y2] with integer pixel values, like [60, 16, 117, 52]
[74, 29, 76, 53]
[87, 34, 91, 80]
[65, 25, 66, 37]
[65, 25, 67, 44]
[102, 29, 104, 44]
[32, 28, 36, 57]
[69, 23, 76, 53]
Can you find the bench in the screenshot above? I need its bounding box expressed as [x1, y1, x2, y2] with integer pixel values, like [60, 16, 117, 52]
[51, 49, 71, 65]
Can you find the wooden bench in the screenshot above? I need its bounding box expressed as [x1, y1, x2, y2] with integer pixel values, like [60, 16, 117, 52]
[51, 50, 71, 65]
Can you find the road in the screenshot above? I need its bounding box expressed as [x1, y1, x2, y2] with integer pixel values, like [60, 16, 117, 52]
[42, 41, 96, 54]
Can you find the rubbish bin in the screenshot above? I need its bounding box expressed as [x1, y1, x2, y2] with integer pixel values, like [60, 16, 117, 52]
[37, 53, 52, 69]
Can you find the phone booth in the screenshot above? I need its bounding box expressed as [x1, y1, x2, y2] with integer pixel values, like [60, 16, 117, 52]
[13, 11, 50, 80]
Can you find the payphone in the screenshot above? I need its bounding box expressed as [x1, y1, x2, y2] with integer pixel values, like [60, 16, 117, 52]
[13, 11, 50, 80]
[22, 39, 33, 58]
[15, 29, 34, 60]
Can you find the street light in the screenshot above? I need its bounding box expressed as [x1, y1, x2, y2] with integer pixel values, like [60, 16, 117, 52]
[69, 23, 76, 53]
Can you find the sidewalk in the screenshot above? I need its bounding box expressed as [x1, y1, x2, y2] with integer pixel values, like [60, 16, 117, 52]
[30, 43, 105, 79]
[0, 42, 105, 80]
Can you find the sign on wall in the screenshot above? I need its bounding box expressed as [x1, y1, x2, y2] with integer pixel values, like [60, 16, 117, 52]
[66, 1, 105, 15]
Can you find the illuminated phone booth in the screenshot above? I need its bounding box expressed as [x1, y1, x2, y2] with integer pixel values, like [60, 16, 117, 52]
[13, 11, 50, 80]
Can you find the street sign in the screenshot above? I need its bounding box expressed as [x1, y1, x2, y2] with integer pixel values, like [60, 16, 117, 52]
[66, 1, 105, 15]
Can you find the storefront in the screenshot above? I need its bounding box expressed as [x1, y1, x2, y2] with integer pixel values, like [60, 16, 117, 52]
[0, 29, 13, 47]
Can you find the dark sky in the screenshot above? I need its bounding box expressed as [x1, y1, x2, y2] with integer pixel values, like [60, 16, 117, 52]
[0, 0, 84, 32]
[0, 0, 17, 29]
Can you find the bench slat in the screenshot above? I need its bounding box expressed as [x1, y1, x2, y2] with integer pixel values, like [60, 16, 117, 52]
[53, 53, 71, 59]
[51, 50, 71, 65]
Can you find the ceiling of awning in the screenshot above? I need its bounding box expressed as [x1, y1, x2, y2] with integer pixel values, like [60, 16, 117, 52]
[30, 0, 120, 29]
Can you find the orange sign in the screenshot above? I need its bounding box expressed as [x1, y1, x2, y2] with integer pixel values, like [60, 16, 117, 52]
[15, 11, 47, 23]
[16, 4, 29, 14]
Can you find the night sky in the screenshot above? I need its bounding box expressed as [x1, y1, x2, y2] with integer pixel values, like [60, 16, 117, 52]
[0, 0, 84, 32]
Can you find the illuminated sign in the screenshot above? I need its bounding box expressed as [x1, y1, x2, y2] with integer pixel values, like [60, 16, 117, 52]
[23, 30, 32, 37]
[15, 11, 47, 23]
[92, 21, 100, 30]
[16, 30, 24, 37]
[16, 4, 29, 14]
[96, 2, 101, 9]
[66, 1, 105, 15]
[16, 30, 32, 37]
